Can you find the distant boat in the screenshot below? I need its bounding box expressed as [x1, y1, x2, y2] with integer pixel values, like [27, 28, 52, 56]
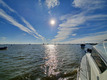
[89, 43, 97, 45]
[80, 44, 85, 49]
[0, 47, 7, 50]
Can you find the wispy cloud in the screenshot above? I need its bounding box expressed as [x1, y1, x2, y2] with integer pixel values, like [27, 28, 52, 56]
[21, 17, 44, 40]
[45, 0, 60, 9]
[0, 0, 15, 12]
[0, 0, 44, 41]
[52, 13, 107, 42]
[52, 0, 107, 43]
[0, 9, 31, 33]
[72, 0, 106, 10]
[52, 27, 78, 42]
[65, 31, 107, 43]
[72, 34, 76, 36]
[52, 12, 86, 42]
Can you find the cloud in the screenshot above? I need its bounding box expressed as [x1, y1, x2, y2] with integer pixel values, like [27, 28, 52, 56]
[0, 0, 44, 41]
[52, 0, 107, 42]
[0, 9, 44, 40]
[52, 27, 78, 42]
[72, 34, 76, 36]
[0, 0, 15, 12]
[86, 14, 107, 20]
[21, 17, 44, 40]
[0, 9, 31, 33]
[45, 0, 60, 9]
[52, 12, 107, 42]
[52, 12, 86, 42]
[65, 31, 107, 43]
[72, 0, 106, 10]
[59, 12, 86, 28]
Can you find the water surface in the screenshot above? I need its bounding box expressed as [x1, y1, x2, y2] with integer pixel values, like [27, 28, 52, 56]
[0, 44, 91, 80]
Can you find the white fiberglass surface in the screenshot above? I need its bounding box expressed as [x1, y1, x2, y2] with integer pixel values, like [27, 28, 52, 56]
[94, 40, 107, 63]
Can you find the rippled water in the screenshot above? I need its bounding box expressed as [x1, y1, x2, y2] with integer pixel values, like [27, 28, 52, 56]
[0, 44, 91, 80]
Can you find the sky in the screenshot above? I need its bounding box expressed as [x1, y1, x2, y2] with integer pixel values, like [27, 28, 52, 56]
[0, 0, 107, 44]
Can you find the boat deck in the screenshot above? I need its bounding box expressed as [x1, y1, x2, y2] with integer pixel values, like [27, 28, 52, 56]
[78, 54, 89, 80]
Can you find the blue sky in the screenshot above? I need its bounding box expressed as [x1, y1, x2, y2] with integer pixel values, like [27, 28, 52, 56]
[0, 0, 107, 44]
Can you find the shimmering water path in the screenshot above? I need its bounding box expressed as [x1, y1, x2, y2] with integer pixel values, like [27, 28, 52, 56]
[0, 44, 92, 80]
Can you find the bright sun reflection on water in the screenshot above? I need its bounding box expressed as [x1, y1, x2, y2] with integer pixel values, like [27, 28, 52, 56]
[44, 45, 59, 76]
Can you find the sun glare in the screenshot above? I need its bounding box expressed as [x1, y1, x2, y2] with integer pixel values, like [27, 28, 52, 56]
[50, 19, 55, 26]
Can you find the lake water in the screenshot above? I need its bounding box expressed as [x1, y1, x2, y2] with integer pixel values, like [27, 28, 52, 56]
[0, 44, 92, 80]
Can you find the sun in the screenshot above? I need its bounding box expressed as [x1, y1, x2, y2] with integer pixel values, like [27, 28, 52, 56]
[50, 19, 56, 25]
